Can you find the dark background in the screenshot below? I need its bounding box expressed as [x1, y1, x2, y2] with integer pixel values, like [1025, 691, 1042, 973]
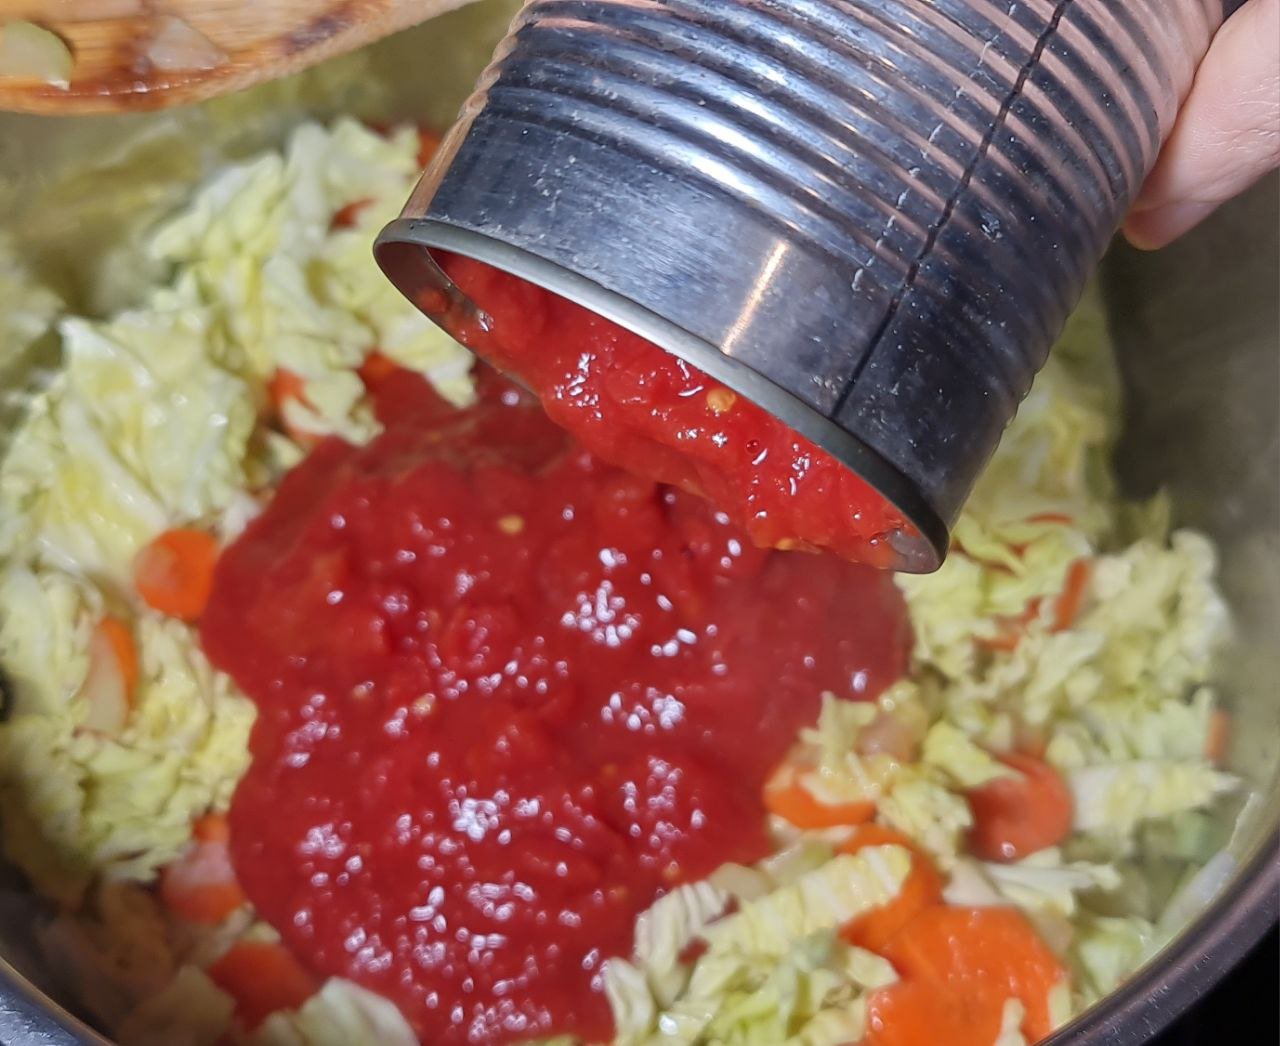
[1159, 927, 1278, 1044]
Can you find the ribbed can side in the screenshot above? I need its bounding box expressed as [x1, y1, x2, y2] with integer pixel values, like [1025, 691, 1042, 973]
[835, 0, 1220, 522]
[383, 0, 1225, 557]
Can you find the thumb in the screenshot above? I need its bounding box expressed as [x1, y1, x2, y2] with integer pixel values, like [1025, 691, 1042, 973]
[1124, 0, 1280, 250]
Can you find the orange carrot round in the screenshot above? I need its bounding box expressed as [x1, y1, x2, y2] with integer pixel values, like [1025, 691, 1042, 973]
[838, 825, 943, 952]
[160, 814, 246, 925]
[763, 772, 875, 830]
[966, 752, 1073, 863]
[134, 528, 220, 622]
[870, 906, 1066, 1044]
[867, 977, 1004, 1046]
[207, 941, 318, 1030]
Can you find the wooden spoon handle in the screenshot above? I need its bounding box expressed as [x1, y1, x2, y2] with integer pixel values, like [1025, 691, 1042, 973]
[0, 0, 478, 114]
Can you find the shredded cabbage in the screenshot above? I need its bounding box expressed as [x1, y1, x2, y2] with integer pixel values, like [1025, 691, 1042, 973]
[757, 285, 1237, 1020]
[981, 849, 1122, 918]
[922, 721, 1016, 789]
[148, 118, 474, 428]
[116, 966, 235, 1046]
[37, 882, 178, 1030]
[702, 847, 911, 957]
[1068, 914, 1155, 1007]
[787, 693, 897, 807]
[0, 608, 254, 898]
[604, 849, 908, 1045]
[993, 997, 1029, 1046]
[632, 879, 732, 1006]
[255, 978, 418, 1046]
[0, 118, 476, 908]
[1068, 761, 1237, 840]
[1, 302, 255, 581]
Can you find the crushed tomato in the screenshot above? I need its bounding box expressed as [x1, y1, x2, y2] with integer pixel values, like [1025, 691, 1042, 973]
[431, 254, 914, 568]
[200, 366, 910, 1044]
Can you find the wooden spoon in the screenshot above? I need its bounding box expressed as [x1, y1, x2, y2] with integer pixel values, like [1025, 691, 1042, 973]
[0, 0, 479, 115]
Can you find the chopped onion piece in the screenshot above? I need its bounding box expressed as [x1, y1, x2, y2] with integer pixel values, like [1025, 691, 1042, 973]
[147, 15, 226, 73]
[0, 20, 72, 88]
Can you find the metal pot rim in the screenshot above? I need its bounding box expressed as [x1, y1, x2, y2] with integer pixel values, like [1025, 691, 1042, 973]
[1047, 831, 1280, 1045]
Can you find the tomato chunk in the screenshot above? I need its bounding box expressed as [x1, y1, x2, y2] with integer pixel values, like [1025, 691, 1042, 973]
[430, 254, 913, 568]
[966, 752, 1074, 863]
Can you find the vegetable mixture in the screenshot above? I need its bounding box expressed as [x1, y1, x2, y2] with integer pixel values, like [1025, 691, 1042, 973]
[0, 109, 1240, 1046]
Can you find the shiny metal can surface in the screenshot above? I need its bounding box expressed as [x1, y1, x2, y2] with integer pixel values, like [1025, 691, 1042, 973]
[377, 0, 1224, 570]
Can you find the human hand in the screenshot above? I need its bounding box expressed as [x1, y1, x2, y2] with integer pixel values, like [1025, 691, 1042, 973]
[1124, 0, 1280, 250]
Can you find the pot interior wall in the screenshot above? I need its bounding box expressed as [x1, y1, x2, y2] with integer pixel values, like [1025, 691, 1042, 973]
[1106, 178, 1279, 846]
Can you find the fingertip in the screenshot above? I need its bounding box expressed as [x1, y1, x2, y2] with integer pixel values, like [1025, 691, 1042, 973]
[1121, 212, 1172, 252]
[1121, 200, 1219, 251]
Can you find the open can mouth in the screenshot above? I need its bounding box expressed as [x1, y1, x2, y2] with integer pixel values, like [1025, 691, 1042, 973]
[375, 220, 948, 573]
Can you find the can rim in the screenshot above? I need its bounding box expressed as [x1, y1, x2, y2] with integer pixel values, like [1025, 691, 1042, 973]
[375, 217, 949, 574]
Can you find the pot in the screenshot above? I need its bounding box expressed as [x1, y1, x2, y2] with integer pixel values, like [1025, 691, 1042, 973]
[0, 4, 1274, 1043]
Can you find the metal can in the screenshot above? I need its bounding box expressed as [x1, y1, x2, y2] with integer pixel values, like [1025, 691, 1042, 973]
[376, 0, 1223, 571]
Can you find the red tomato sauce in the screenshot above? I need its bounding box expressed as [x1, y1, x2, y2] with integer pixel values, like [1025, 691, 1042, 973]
[201, 367, 910, 1044]
[432, 254, 911, 568]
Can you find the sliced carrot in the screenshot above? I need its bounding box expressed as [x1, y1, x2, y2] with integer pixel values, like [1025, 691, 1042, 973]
[330, 197, 374, 231]
[97, 617, 139, 697]
[417, 127, 442, 167]
[838, 825, 943, 952]
[160, 858, 244, 925]
[267, 368, 323, 448]
[838, 823, 923, 853]
[192, 811, 232, 844]
[1051, 558, 1092, 632]
[977, 557, 1092, 655]
[1027, 512, 1074, 526]
[79, 616, 139, 735]
[763, 771, 875, 830]
[872, 906, 1066, 1043]
[160, 814, 246, 925]
[865, 977, 987, 1046]
[133, 528, 220, 622]
[207, 941, 318, 1030]
[1204, 708, 1231, 765]
[976, 598, 1041, 653]
[966, 752, 1073, 863]
[267, 368, 308, 412]
[357, 349, 399, 390]
[975, 629, 1020, 654]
